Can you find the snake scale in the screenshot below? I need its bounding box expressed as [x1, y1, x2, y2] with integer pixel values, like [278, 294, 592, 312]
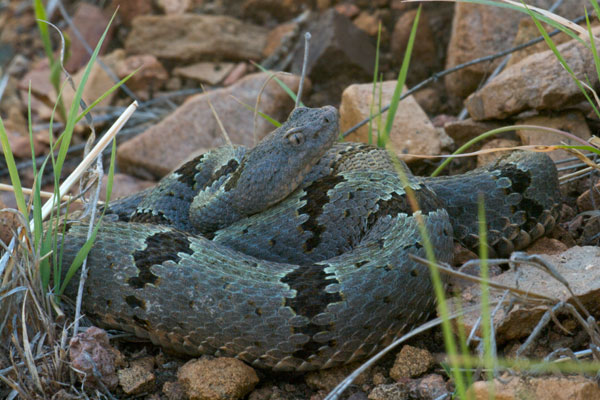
[59, 106, 561, 372]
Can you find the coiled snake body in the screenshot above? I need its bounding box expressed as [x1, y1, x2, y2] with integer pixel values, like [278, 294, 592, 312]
[60, 106, 561, 371]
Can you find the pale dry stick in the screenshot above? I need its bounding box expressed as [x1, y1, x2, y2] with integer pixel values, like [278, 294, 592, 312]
[202, 85, 232, 148]
[34, 101, 138, 230]
[295, 32, 311, 108]
[0, 184, 90, 204]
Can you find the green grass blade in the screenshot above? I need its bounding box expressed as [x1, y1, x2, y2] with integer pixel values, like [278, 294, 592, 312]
[381, 6, 420, 147]
[54, 10, 117, 177]
[75, 69, 139, 124]
[478, 195, 495, 398]
[58, 222, 102, 295]
[585, 7, 600, 93]
[33, 0, 54, 61]
[233, 97, 281, 127]
[369, 22, 382, 146]
[523, 1, 600, 119]
[0, 118, 28, 219]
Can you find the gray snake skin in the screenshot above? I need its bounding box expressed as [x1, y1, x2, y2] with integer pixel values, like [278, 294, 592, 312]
[59, 106, 561, 371]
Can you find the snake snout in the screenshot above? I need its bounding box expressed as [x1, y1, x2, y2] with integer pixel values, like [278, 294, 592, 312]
[320, 105, 338, 126]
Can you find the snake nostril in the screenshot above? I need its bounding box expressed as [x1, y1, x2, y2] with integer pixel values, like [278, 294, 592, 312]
[323, 116, 331, 124]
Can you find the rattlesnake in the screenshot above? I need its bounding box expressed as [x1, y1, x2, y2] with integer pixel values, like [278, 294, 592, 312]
[59, 106, 561, 371]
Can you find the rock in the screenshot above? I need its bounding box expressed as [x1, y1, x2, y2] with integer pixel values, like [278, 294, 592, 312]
[476, 138, 520, 167]
[305, 362, 369, 392]
[354, 11, 381, 37]
[412, 87, 442, 116]
[163, 381, 186, 400]
[389, 345, 434, 381]
[515, 111, 591, 162]
[118, 72, 306, 179]
[174, 62, 235, 85]
[290, 9, 375, 103]
[242, 0, 300, 23]
[391, 9, 438, 82]
[507, 18, 573, 68]
[99, 173, 155, 203]
[118, 364, 155, 395]
[467, 376, 600, 400]
[115, 53, 169, 100]
[340, 81, 444, 163]
[69, 326, 120, 390]
[465, 27, 600, 120]
[125, 14, 268, 62]
[577, 181, 600, 212]
[0, 106, 47, 158]
[445, 0, 582, 97]
[0, 199, 19, 244]
[62, 49, 125, 112]
[368, 383, 408, 400]
[404, 374, 448, 400]
[262, 22, 297, 58]
[110, 0, 153, 26]
[334, 3, 360, 19]
[156, 0, 191, 14]
[443, 118, 504, 148]
[65, 3, 113, 72]
[223, 62, 249, 86]
[526, 237, 569, 255]
[177, 358, 259, 400]
[579, 215, 600, 246]
[450, 246, 600, 345]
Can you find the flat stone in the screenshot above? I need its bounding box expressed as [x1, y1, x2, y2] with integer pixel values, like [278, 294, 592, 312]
[468, 376, 600, 400]
[118, 365, 155, 395]
[117, 72, 307, 179]
[516, 111, 591, 162]
[262, 22, 297, 58]
[99, 173, 155, 203]
[177, 357, 258, 400]
[450, 246, 600, 344]
[115, 53, 169, 100]
[173, 62, 235, 85]
[125, 14, 268, 62]
[109, 0, 153, 26]
[466, 26, 600, 120]
[576, 181, 600, 212]
[156, 0, 191, 14]
[340, 81, 445, 163]
[65, 3, 113, 72]
[445, 0, 582, 98]
[507, 18, 573, 68]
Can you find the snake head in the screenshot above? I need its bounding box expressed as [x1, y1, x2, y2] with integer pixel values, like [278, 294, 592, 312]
[228, 106, 339, 215]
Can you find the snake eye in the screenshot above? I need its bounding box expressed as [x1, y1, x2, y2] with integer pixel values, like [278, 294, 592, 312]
[286, 129, 305, 146]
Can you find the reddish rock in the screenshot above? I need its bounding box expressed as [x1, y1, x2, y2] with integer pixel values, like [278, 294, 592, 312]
[117, 72, 307, 179]
[334, 3, 360, 18]
[577, 181, 600, 212]
[443, 118, 504, 148]
[156, 0, 191, 14]
[125, 14, 268, 62]
[99, 173, 155, 203]
[115, 53, 169, 99]
[118, 364, 155, 395]
[223, 62, 249, 86]
[305, 362, 369, 392]
[353, 11, 381, 37]
[526, 238, 569, 255]
[174, 62, 235, 86]
[0, 200, 19, 244]
[69, 327, 120, 390]
[466, 26, 600, 120]
[445, 0, 582, 98]
[262, 22, 297, 58]
[110, 0, 153, 26]
[65, 3, 113, 73]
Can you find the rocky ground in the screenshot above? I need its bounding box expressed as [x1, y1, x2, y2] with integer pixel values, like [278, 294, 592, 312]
[1, 0, 600, 399]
